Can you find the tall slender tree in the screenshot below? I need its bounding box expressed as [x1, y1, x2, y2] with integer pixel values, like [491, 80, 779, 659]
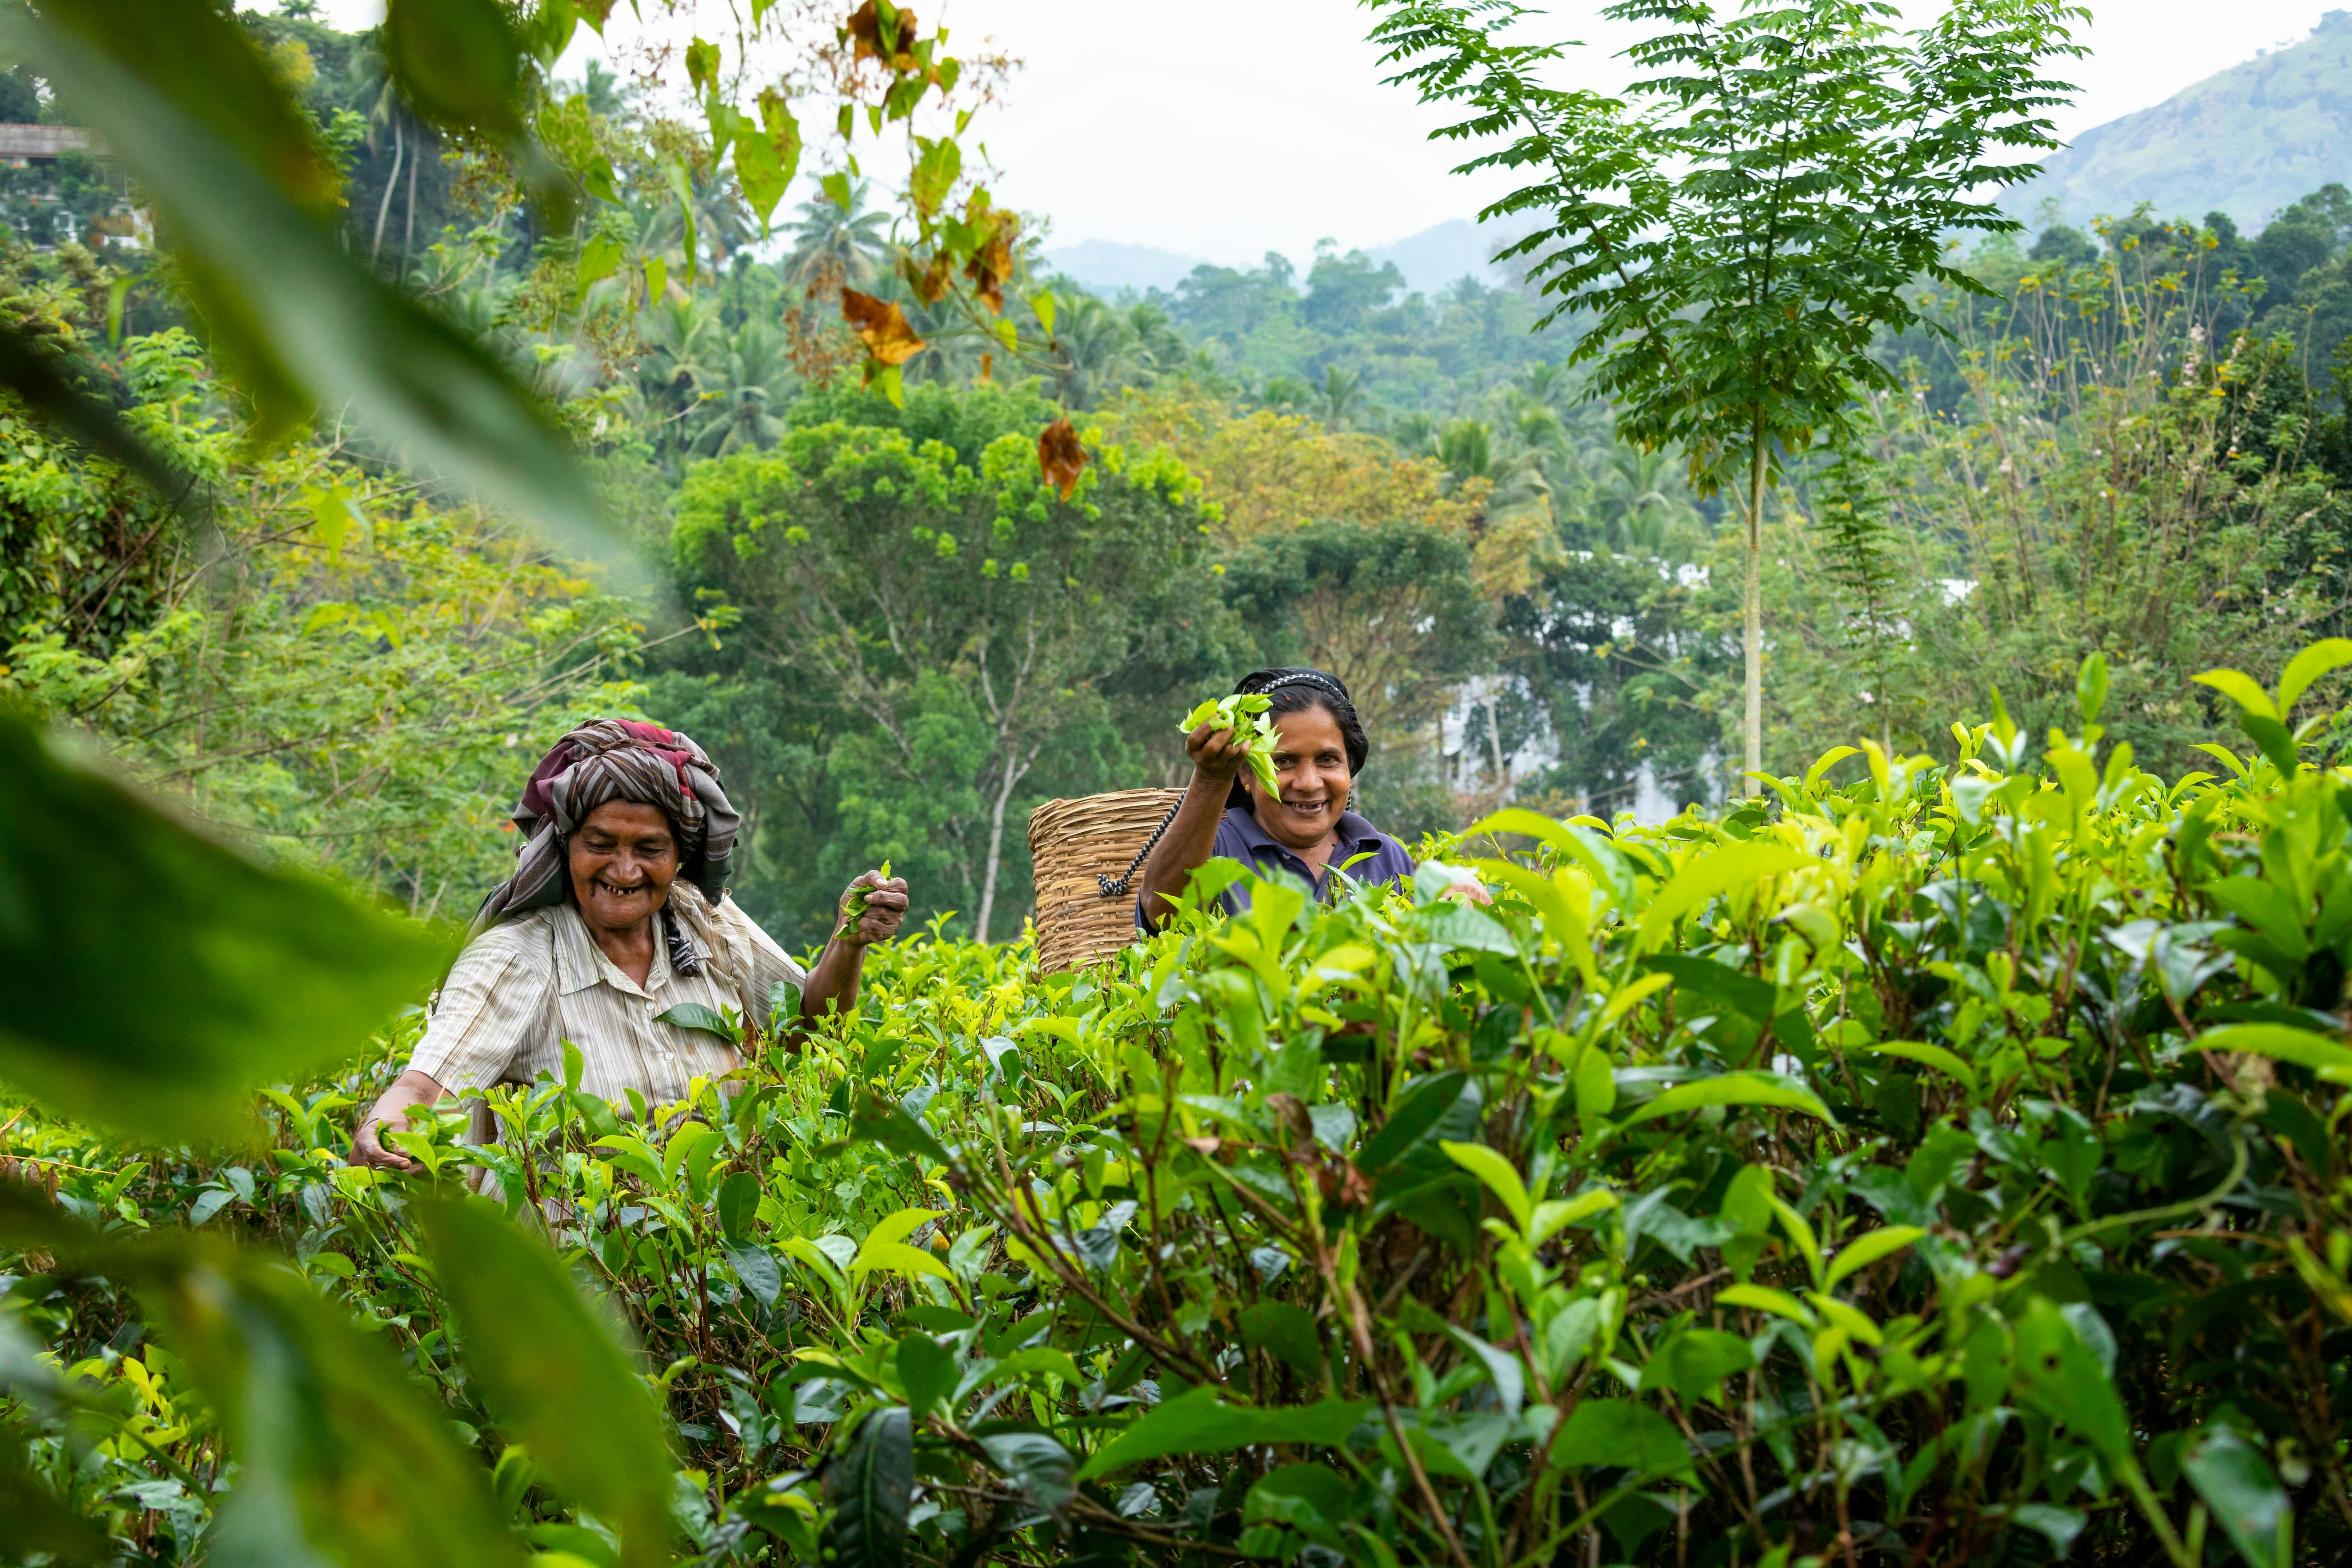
[1367, 0, 2086, 783]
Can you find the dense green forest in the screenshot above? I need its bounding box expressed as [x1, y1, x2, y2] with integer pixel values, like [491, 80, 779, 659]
[13, 8, 2352, 945]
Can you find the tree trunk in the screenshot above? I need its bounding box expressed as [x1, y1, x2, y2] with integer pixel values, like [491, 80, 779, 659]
[370, 115, 403, 267]
[1743, 414, 1766, 789]
[1482, 683, 1508, 793]
[973, 750, 1029, 944]
[401, 136, 419, 278]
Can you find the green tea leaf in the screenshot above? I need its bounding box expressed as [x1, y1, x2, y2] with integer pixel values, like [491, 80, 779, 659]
[383, 0, 526, 142]
[0, 711, 446, 1143]
[1075, 1387, 1370, 1480]
[822, 1407, 912, 1568]
[895, 1334, 956, 1421]
[654, 1003, 742, 1044]
[1619, 1071, 1835, 1129]
[2182, 1425, 2291, 1568]
[1549, 1399, 1690, 1477]
[415, 1199, 674, 1568]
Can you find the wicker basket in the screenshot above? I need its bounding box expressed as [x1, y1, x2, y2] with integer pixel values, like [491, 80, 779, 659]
[1027, 788, 1184, 973]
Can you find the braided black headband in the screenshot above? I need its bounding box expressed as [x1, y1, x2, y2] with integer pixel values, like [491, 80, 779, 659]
[1247, 672, 1349, 702]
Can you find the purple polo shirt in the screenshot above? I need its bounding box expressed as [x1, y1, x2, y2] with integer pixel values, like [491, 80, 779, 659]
[1137, 806, 1417, 926]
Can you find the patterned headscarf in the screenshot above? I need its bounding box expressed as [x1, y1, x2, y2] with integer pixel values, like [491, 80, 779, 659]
[474, 720, 741, 936]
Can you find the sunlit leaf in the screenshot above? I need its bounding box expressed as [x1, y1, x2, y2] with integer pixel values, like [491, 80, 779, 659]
[841, 288, 927, 367]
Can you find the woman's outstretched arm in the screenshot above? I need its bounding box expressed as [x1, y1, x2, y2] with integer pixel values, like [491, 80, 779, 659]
[1137, 723, 1253, 929]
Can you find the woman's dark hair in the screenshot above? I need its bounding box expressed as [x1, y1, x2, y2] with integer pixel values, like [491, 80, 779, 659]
[1226, 666, 1369, 810]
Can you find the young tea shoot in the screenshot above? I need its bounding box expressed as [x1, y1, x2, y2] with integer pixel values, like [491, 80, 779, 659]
[1180, 692, 1279, 789]
[844, 859, 892, 925]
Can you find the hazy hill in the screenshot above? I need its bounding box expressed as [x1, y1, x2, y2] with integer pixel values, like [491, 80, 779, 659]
[2008, 10, 2352, 231]
[1044, 219, 1519, 301]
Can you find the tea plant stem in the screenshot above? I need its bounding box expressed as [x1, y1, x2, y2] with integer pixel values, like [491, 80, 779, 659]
[2053, 1129, 2248, 1254]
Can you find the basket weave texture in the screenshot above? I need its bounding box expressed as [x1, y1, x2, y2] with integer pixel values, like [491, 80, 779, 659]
[1026, 788, 1184, 973]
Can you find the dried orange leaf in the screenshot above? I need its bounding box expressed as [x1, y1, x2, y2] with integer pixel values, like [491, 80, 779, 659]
[846, 0, 917, 62]
[840, 287, 925, 366]
[1038, 418, 1088, 501]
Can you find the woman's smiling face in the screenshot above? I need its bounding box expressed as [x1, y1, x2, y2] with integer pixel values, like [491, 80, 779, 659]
[1241, 704, 1353, 852]
[566, 799, 681, 935]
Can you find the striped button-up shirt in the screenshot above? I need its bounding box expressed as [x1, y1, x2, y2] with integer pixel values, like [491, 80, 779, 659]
[407, 882, 807, 1128]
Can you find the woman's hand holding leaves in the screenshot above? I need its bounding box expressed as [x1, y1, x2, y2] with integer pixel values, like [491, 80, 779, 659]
[1181, 693, 1278, 789]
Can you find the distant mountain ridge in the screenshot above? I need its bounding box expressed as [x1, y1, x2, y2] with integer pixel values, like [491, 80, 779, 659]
[2007, 10, 2352, 232]
[1043, 218, 1520, 301]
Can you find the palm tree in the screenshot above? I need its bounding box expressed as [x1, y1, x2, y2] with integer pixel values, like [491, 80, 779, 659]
[639, 294, 727, 458]
[783, 179, 890, 295]
[1597, 445, 1701, 556]
[1313, 366, 1365, 429]
[1049, 293, 1147, 407]
[688, 320, 795, 458]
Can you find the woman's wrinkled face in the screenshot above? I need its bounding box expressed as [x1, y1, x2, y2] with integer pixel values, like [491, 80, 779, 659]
[1242, 704, 1353, 852]
[567, 800, 681, 934]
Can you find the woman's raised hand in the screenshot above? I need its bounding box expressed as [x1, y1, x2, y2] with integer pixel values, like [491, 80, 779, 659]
[1186, 721, 1255, 783]
[838, 870, 910, 947]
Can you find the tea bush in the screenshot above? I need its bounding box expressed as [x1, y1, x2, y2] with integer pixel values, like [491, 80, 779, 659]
[8, 652, 2352, 1568]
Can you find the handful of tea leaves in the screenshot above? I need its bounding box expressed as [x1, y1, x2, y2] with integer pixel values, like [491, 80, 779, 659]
[845, 860, 893, 927]
[1179, 693, 1279, 789]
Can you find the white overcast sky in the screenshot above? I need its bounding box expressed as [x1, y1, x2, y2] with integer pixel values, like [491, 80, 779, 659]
[313, 0, 2344, 263]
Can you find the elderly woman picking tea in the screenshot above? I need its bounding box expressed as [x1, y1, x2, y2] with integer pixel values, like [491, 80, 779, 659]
[1136, 666, 1416, 929]
[351, 720, 906, 1172]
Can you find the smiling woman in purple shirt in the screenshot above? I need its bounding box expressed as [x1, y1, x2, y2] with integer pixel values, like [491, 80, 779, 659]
[1136, 666, 1417, 928]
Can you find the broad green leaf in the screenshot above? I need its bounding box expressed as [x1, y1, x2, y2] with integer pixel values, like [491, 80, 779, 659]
[715, 1171, 762, 1246]
[576, 234, 622, 303]
[1597, 971, 1675, 1029]
[2010, 1298, 2131, 1466]
[2193, 667, 2279, 722]
[653, 1002, 741, 1044]
[415, 1199, 674, 1568]
[1859, 1041, 1977, 1096]
[2197, 1023, 2352, 1082]
[1239, 1301, 1325, 1383]
[2075, 650, 2109, 724]
[1440, 1139, 1532, 1233]
[1527, 1188, 1617, 1248]
[0, 712, 446, 1142]
[1620, 1071, 1835, 1129]
[383, 0, 526, 142]
[1823, 1226, 1925, 1291]
[148, 1246, 526, 1568]
[6, 3, 620, 566]
[977, 1430, 1074, 1518]
[822, 1407, 911, 1568]
[2182, 1425, 2291, 1568]
[852, 1241, 953, 1284]
[1640, 1327, 1754, 1405]
[1765, 1194, 1823, 1284]
[2275, 637, 2352, 717]
[0, 1422, 104, 1564]
[1075, 1386, 1370, 1480]
[1714, 1284, 1813, 1324]
[1549, 1398, 1690, 1477]
[1637, 844, 1810, 947]
[1805, 745, 1860, 787]
[896, 1334, 956, 1421]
